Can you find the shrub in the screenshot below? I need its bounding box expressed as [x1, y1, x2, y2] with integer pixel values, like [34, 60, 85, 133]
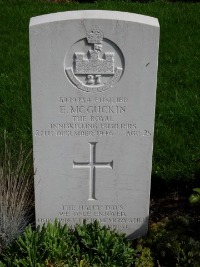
[73, 220, 135, 266]
[138, 216, 200, 267]
[134, 245, 153, 267]
[0, 132, 34, 254]
[0, 220, 135, 267]
[189, 188, 200, 204]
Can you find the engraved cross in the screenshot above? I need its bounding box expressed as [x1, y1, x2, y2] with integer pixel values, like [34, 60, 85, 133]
[73, 142, 113, 201]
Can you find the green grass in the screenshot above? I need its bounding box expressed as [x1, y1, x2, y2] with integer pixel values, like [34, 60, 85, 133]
[0, 0, 200, 185]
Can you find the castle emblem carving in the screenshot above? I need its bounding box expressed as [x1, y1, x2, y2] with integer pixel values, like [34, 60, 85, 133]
[65, 27, 124, 93]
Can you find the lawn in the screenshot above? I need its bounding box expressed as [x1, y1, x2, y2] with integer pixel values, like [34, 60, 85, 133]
[0, 0, 199, 186]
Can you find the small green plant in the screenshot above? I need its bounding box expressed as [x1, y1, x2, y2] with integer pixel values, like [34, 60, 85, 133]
[138, 216, 200, 267]
[189, 188, 200, 204]
[135, 245, 153, 267]
[1, 221, 77, 267]
[0, 220, 135, 267]
[74, 220, 135, 266]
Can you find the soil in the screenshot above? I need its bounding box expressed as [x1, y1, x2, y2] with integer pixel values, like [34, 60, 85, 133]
[149, 192, 200, 224]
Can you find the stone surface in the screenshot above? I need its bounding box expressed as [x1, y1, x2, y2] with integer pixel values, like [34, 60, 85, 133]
[30, 10, 159, 238]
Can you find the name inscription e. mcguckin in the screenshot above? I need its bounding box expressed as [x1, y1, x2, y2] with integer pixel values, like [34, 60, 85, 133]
[34, 96, 152, 138]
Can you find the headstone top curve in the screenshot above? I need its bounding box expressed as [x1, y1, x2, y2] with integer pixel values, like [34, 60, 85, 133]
[29, 10, 159, 28]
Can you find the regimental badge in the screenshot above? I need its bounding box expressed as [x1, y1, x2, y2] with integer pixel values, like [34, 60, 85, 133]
[64, 26, 124, 93]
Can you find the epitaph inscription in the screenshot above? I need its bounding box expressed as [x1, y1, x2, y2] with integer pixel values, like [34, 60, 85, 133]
[73, 142, 113, 200]
[30, 10, 159, 238]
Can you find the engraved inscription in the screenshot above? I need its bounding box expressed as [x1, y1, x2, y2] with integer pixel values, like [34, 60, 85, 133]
[37, 203, 145, 231]
[64, 26, 124, 93]
[73, 142, 113, 200]
[34, 96, 153, 138]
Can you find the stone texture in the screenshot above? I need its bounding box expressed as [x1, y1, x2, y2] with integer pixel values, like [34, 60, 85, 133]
[30, 10, 159, 238]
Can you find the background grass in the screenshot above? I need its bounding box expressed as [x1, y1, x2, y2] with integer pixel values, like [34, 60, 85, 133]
[0, 0, 199, 189]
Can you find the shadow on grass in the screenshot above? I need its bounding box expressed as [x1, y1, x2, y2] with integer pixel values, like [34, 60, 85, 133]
[151, 168, 200, 198]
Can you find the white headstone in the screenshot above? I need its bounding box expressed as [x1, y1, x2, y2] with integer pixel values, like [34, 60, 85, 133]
[30, 10, 159, 238]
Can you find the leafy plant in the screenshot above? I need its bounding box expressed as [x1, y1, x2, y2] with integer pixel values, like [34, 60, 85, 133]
[189, 188, 200, 204]
[138, 216, 200, 267]
[1, 221, 77, 267]
[74, 220, 135, 266]
[135, 245, 153, 267]
[0, 220, 135, 267]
